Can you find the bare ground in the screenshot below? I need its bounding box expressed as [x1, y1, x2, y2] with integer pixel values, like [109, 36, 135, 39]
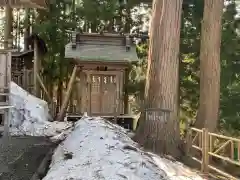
[0, 136, 56, 180]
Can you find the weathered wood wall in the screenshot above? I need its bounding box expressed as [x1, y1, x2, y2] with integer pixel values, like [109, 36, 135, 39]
[66, 70, 124, 116]
[8, 60, 128, 118]
[12, 69, 34, 93]
[0, 51, 12, 133]
[0, 51, 11, 104]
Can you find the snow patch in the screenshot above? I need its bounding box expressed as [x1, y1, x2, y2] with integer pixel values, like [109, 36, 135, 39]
[43, 117, 205, 180]
[8, 82, 206, 179]
[151, 154, 204, 180]
[9, 82, 72, 138]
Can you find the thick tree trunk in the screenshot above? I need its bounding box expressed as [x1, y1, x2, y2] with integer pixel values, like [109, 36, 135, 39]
[134, 0, 183, 159]
[195, 0, 224, 132]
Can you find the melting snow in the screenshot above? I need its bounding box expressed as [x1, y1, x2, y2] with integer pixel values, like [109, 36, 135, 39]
[9, 82, 72, 138]
[43, 117, 205, 180]
[8, 82, 205, 180]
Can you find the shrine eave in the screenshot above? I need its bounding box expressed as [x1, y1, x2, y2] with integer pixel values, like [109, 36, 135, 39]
[64, 43, 139, 63]
[67, 58, 135, 66]
[12, 50, 33, 57]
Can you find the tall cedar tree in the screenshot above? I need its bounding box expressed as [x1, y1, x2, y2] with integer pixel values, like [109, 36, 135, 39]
[195, 0, 224, 132]
[134, 0, 183, 158]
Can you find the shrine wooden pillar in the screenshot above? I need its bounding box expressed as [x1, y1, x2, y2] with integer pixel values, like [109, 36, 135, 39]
[0, 50, 12, 137]
[124, 67, 130, 114]
[33, 38, 40, 97]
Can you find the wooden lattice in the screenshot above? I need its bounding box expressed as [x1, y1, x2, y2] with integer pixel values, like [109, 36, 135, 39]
[90, 74, 117, 115]
[90, 74, 101, 114]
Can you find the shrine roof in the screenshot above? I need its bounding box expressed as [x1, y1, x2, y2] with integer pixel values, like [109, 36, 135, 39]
[12, 50, 33, 57]
[65, 33, 138, 62]
[11, 33, 47, 58]
[0, 0, 48, 9]
[65, 43, 138, 62]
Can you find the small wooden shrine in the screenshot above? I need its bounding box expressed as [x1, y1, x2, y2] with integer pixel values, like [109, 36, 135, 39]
[63, 33, 138, 128]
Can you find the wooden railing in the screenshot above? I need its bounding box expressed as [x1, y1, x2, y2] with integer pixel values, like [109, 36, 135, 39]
[186, 128, 240, 179]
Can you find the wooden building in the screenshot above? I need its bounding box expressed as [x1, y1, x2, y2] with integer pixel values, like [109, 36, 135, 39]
[11, 50, 35, 92]
[64, 33, 138, 128]
[0, 0, 48, 135]
[0, 34, 47, 134]
[11, 34, 47, 93]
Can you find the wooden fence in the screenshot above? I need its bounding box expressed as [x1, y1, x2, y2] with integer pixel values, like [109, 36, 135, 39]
[187, 127, 240, 179]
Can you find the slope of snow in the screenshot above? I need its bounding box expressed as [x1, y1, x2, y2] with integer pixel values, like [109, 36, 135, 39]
[9, 82, 72, 138]
[8, 82, 205, 179]
[43, 116, 205, 180]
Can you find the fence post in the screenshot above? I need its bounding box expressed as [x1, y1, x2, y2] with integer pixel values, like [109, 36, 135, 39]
[201, 128, 209, 173]
[185, 125, 192, 156]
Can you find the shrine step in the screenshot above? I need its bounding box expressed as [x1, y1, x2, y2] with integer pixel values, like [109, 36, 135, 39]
[65, 114, 135, 130]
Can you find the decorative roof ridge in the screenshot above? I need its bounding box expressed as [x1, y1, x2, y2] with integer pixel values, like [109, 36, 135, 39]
[76, 33, 126, 38]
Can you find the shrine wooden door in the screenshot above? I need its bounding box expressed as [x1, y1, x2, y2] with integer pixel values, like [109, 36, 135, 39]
[82, 71, 122, 116]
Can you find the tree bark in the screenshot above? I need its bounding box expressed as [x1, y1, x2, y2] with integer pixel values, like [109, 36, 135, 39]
[195, 0, 224, 132]
[134, 0, 183, 159]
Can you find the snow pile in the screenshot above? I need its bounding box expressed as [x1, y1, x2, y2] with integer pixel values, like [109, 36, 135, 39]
[43, 117, 205, 180]
[9, 82, 72, 137]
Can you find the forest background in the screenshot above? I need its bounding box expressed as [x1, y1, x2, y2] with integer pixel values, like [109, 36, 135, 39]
[0, 0, 240, 136]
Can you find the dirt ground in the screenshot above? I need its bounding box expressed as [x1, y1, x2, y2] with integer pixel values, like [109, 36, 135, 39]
[0, 136, 56, 180]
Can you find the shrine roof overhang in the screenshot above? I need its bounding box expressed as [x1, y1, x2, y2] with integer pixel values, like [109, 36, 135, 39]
[64, 43, 139, 63]
[11, 34, 47, 58]
[12, 50, 33, 57]
[0, 0, 48, 9]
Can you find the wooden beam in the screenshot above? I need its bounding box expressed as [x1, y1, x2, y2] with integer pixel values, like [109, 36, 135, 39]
[201, 128, 209, 173]
[36, 73, 51, 104]
[33, 39, 40, 97]
[213, 140, 231, 154]
[124, 68, 129, 114]
[208, 165, 239, 180]
[75, 79, 82, 112]
[209, 132, 240, 142]
[3, 52, 12, 137]
[56, 65, 78, 121]
[0, 106, 13, 110]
